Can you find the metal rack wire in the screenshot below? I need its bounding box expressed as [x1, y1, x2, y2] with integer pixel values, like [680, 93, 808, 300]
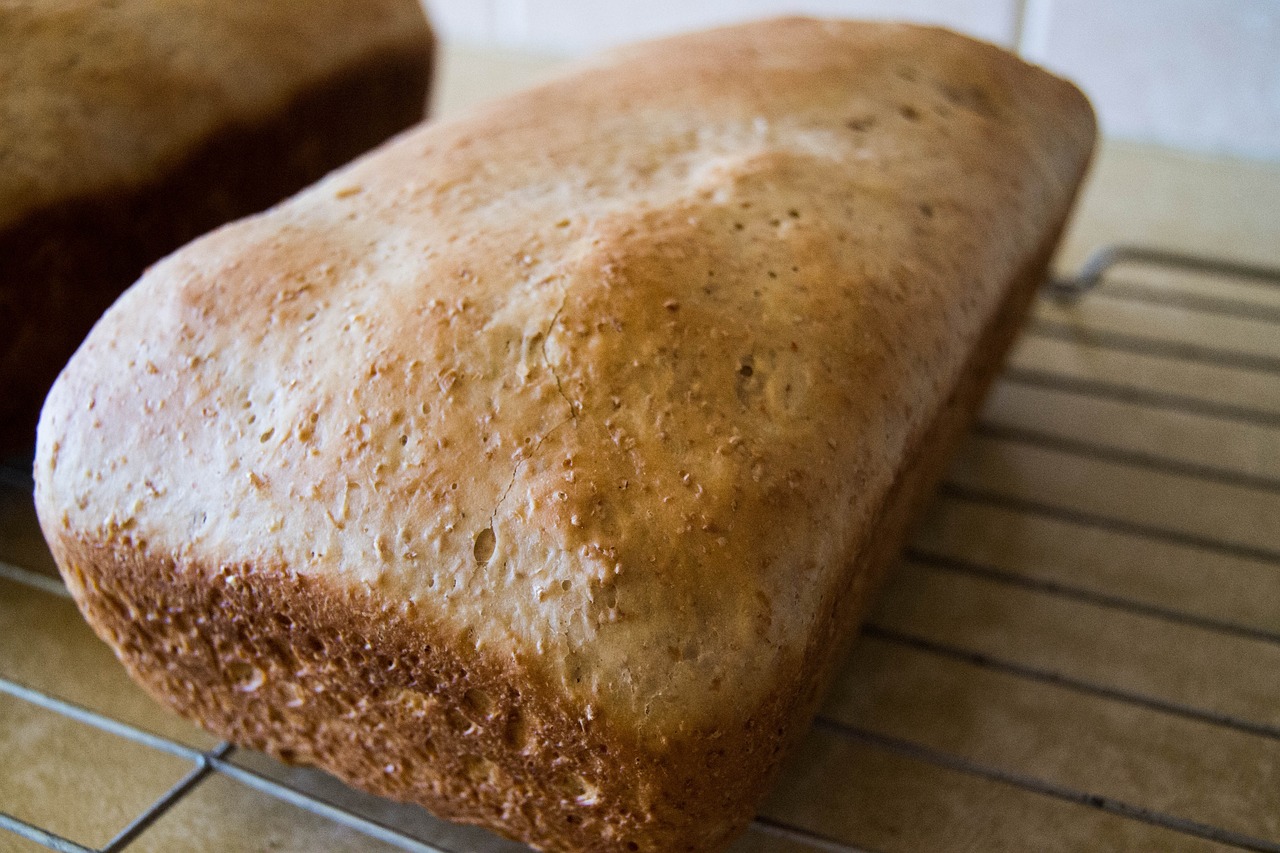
[0, 650, 856, 853]
[2, 244, 1278, 853]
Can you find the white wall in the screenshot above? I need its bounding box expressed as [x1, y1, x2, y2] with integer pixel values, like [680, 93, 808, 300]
[425, 0, 1280, 162]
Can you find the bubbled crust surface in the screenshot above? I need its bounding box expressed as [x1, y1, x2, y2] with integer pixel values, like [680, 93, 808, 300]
[36, 18, 1096, 852]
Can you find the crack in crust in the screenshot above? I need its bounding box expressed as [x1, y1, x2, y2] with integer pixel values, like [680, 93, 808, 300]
[543, 290, 581, 425]
[487, 285, 580, 542]
[490, 413, 576, 535]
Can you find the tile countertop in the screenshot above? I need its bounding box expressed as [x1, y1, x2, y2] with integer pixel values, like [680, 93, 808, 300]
[2, 40, 1279, 853]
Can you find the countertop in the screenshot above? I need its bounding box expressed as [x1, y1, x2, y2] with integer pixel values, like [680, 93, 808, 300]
[1, 42, 1278, 853]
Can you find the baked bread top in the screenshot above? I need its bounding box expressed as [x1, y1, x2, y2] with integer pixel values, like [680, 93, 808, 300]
[36, 18, 1094, 741]
[0, 0, 431, 231]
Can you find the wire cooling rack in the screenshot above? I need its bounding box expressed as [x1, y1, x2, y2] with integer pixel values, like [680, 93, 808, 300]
[2, 244, 1278, 852]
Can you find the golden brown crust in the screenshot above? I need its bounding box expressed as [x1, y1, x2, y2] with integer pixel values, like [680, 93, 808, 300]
[0, 0, 433, 451]
[47, 216, 1065, 852]
[35, 17, 1095, 852]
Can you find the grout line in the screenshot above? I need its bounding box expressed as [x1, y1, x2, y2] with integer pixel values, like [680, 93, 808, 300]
[0, 676, 201, 762]
[750, 816, 882, 853]
[1028, 319, 1280, 375]
[1015, 0, 1052, 59]
[100, 743, 233, 853]
[1001, 366, 1280, 429]
[937, 482, 1280, 567]
[809, 718, 1280, 853]
[861, 624, 1280, 742]
[971, 421, 1280, 495]
[1010, 0, 1028, 53]
[0, 559, 70, 598]
[903, 548, 1280, 647]
[208, 757, 455, 853]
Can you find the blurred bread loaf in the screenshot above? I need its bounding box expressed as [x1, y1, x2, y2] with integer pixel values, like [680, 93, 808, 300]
[34, 18, 1094, 852]
[0, 0, 433, 451]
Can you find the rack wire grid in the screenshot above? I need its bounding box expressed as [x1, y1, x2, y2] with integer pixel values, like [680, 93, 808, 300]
[2, 243, 1279, 852]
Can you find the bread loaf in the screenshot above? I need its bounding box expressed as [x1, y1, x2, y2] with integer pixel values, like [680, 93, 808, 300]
[1, 0, 433, 451]
[35, 18, 1095, 852]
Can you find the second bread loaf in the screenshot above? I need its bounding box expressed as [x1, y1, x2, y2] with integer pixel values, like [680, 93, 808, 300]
[0, 0, 433, 450]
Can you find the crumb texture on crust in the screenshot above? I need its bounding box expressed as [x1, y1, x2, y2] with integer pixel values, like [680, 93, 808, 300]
[35, 17, 1095, 852]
